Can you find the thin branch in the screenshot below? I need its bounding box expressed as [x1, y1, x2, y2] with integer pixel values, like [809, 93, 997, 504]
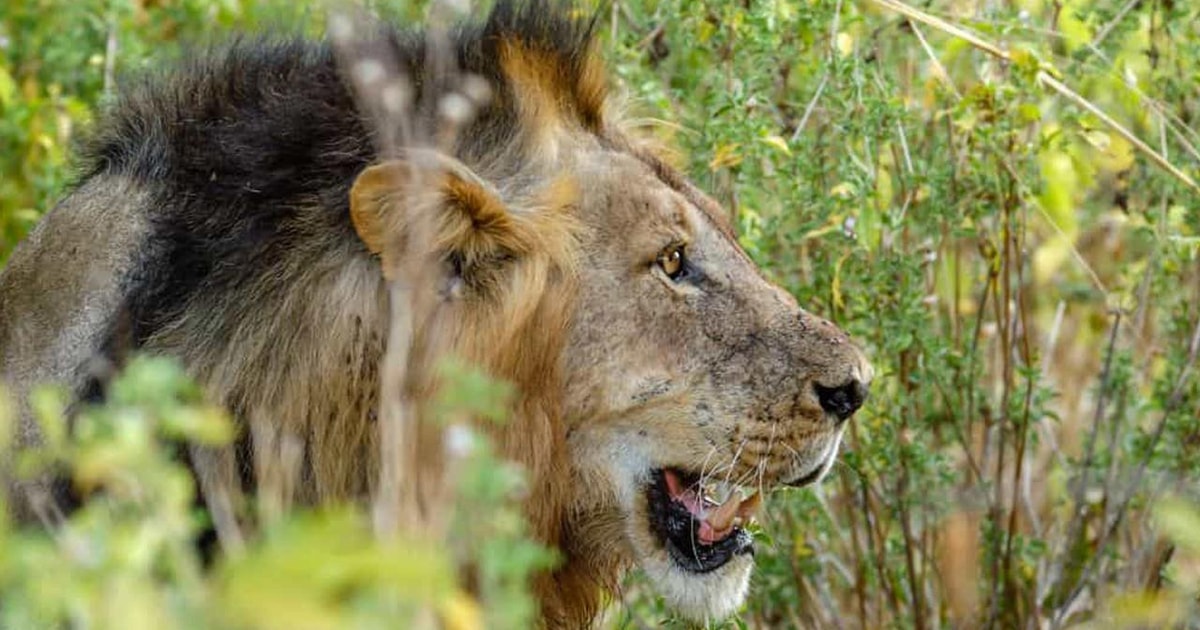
[1050, 315, 1200, 627]
[790, 74, 828, 142]
[907, 19, 960, 100]
[868, 0, 1200, 196]
[1089, 0, 1142, 51]
[1035, 71, 1199, 195]
[1046, 311, 1121, 616]
[103, 10, 118, 99]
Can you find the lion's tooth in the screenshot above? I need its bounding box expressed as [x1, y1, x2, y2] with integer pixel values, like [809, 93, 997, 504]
[705, 491, 741, 531]
[736, 491, 761, 521]
[664, 470, 684, 497]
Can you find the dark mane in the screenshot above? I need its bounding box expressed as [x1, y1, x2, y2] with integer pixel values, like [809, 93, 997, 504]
[74, 0, 602, 347]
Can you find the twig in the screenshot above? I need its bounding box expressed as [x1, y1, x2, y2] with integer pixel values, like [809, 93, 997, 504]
[1038, 301, 1067, 470]
[1050, 315, 1200, 627]
[1046, 311, 1121, 622]
[1036, 72, 1199, 195]
[906, 19, 960, 100]
[868, 0, 1200, 196]
[1088, 0, 1142, 51]
[103, 10, 118, 99]
[790, 74, 828, 142]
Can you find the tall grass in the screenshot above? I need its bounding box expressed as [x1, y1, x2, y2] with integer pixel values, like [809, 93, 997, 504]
[608, 0, 1200, 627]
[1, 0, 1198, 628]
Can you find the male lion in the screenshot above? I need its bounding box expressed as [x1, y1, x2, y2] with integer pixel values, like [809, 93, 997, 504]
[0, 1, 872, 626]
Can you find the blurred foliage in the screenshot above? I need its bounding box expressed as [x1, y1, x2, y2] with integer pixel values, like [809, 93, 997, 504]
[2, 0, 1200, 628]
[0, 356, 549, 629]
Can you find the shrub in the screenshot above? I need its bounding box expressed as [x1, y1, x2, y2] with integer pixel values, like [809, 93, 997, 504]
[2, 0, 1198, 627]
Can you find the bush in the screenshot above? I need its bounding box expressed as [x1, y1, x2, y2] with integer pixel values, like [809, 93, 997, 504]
[2, 0, 1198, 628]
[0, 356, 551, 629]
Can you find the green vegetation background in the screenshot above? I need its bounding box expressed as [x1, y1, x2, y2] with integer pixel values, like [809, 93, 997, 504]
[2, 0, 1199, 628]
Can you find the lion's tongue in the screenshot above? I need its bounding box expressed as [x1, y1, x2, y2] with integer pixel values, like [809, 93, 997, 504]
[664, 470, 761, 544]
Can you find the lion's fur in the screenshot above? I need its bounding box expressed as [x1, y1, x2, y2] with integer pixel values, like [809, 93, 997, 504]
[0, 3, 872, 627]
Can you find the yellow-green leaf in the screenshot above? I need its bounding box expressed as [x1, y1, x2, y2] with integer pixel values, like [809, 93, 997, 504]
[758, 135, 791, 155]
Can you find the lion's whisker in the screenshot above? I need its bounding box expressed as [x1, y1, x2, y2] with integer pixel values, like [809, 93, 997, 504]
[688, 446, 727, 504]
[719, 437, 749, 492]
[758, 421, 781, 498]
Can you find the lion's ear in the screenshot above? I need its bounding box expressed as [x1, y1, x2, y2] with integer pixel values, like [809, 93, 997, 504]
[349, 162, 402, 261]
[349, 155, 512, 279]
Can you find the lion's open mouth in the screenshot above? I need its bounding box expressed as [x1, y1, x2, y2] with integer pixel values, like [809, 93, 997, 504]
[645, 469, 761, 573]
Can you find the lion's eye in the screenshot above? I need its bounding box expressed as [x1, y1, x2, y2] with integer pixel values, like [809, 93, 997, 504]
[657, 246, 687, 281]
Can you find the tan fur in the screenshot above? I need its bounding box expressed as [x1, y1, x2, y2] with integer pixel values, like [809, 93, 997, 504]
[0, 176, 153, 519]
[499, 38, 606, 134]
[0, 29, 872, 629]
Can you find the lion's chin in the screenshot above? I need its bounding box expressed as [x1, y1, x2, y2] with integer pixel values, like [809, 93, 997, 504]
[636, 546, 754, 622]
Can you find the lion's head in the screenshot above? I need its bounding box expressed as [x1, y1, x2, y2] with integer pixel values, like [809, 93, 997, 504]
[561, 152, 872, 622]
[345, 3, 872, 624]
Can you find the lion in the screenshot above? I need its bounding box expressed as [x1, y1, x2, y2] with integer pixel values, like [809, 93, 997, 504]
[0, 2, 872, 626]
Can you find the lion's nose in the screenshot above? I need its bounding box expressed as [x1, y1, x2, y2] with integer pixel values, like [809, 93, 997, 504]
[814, 379, 868, 422]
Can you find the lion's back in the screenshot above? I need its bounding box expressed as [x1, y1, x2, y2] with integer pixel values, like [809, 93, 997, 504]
[0, 35, 381, 476]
